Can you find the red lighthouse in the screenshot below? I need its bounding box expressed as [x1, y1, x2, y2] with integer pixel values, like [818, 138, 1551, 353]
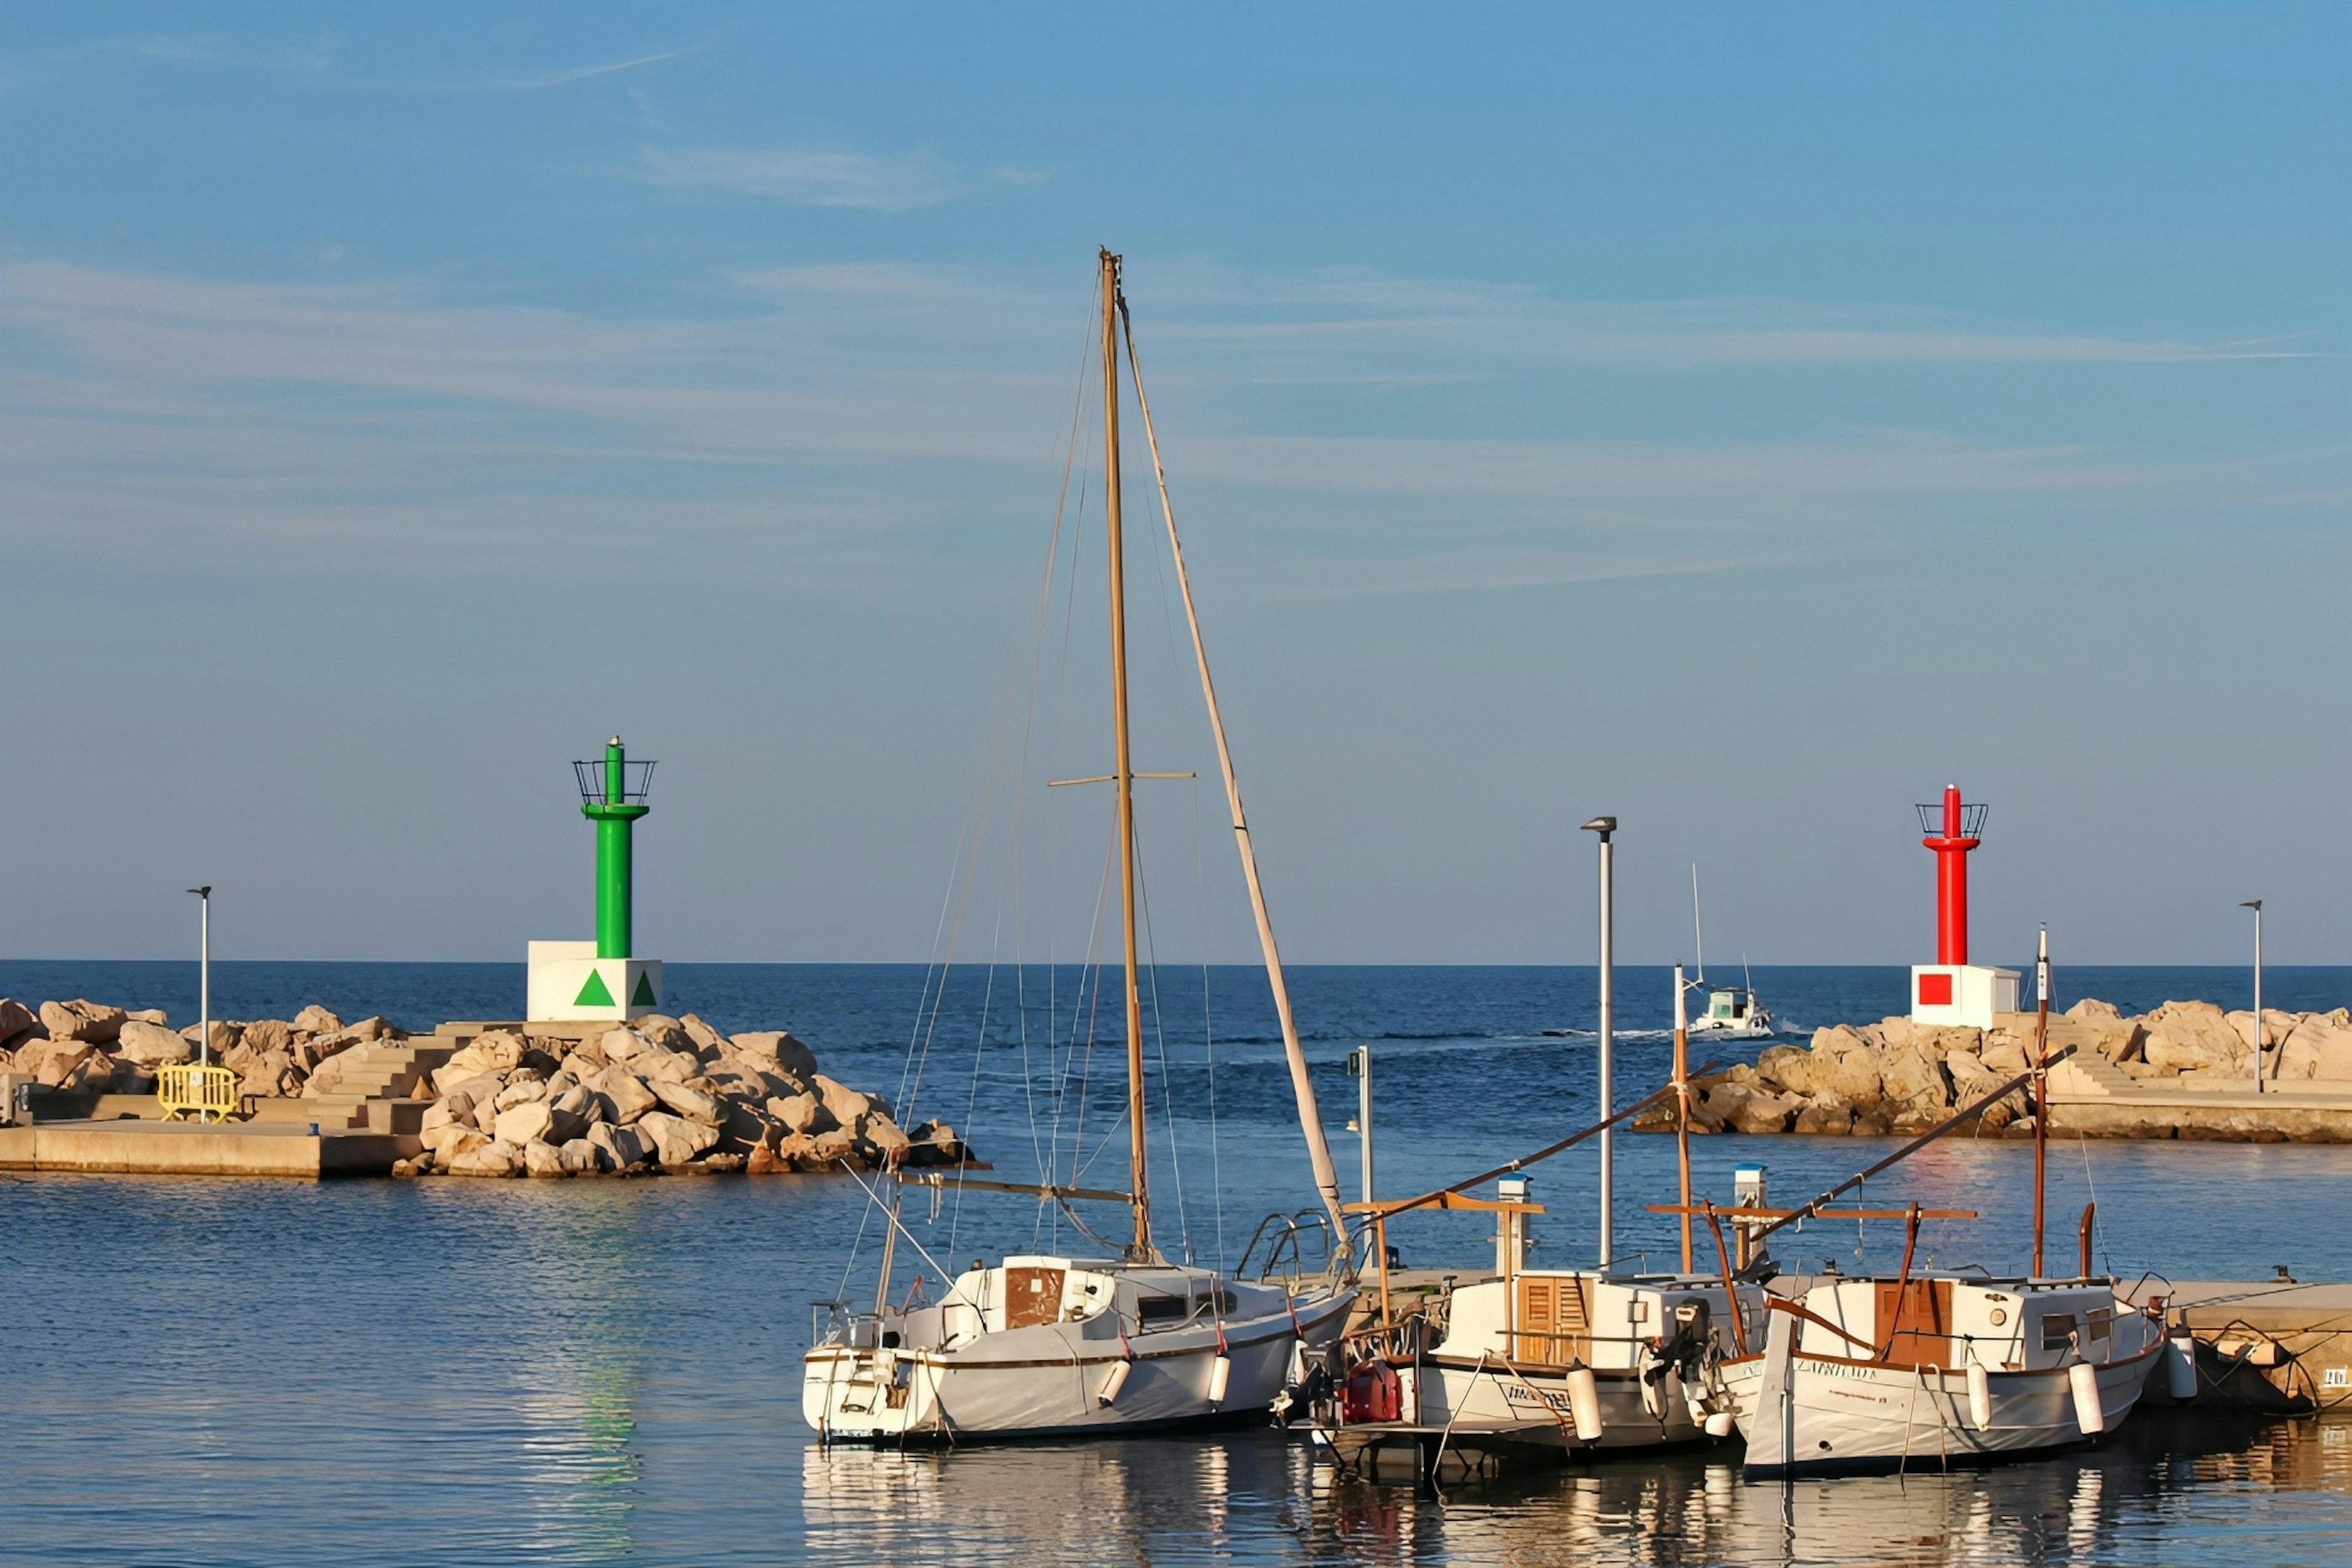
[1910, 784, 2018, 1027]
[1921, 784, 1984, 965]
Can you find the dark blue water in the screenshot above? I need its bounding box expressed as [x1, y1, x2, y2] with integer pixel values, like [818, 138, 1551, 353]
[4, 962, 2349, 1565]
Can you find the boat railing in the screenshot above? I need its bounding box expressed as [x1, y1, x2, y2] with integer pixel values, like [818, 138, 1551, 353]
[1239, 1209, 1346, 1286]
[811, 1300, 883, 1349]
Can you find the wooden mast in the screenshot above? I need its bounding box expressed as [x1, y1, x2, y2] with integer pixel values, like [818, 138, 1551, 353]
[1101, 247, 1152, 1262]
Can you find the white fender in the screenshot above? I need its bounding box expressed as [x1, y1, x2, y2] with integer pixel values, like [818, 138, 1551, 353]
[2166, 1333, 2198, 1401]
[1966, 1363, 1993, 1431]
[1565, 1366, 1604, 1442]
[1703, 1409, 1736, 1439]
[2068, 1361, 2105, 1434]
[1207, 1354, 1232, 1404]
[1098, 1359, 1132, 1408]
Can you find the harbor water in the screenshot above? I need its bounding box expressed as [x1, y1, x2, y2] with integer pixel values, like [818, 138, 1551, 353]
[5, 961, 2350, 1566]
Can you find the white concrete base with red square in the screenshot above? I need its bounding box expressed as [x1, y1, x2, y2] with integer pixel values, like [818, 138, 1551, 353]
[1910, 964, 2019, 1028]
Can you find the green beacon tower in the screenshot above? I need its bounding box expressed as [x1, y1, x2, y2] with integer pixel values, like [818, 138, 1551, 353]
[526, 736, 664, 1023]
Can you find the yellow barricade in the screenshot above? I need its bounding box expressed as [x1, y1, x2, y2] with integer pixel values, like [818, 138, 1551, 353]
[159, 1063, 239, 1123]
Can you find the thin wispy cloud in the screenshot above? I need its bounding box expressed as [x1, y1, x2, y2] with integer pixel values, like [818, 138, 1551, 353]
[640, 148, 1052, 211]
[0, 31, 693, 96]
[1, 257, 2332, 594]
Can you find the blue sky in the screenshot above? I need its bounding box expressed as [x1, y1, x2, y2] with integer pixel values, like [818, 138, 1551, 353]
[2, 4, 2345, 968]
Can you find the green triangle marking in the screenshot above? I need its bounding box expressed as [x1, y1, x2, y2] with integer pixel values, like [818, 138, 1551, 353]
[574, 969, 617, 1008]
[631, 971, 657, 1007]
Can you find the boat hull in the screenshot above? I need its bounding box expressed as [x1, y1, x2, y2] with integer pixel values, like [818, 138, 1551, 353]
[1724, 1335, 2161, 1477]
[804, 1289, 1354, 1443]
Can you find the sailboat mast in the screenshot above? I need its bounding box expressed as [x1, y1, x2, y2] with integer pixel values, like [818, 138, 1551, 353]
[1101, 247, 1152, 1261]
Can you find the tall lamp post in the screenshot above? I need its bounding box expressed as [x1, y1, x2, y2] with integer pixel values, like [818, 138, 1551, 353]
[1581, 815, 1617, 1270]
[2242, 900, 2264, 1095]
[186, 885, 213, 1068]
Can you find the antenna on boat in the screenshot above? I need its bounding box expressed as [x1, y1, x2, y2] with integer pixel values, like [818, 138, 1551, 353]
[1691, 863, 1706, 986]
[1099, 246, 1155, 1264]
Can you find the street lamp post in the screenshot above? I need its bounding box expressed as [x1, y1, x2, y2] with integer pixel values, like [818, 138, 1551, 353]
[186, 885, 213, 1069]
[1581, 815, 1617, 1270]
[2242, 900, 2264, 1095]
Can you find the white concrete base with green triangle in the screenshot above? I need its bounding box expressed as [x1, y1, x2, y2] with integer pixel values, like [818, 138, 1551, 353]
[527, 942, 663, 1023]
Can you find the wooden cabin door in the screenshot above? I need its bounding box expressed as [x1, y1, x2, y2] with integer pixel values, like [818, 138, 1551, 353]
[1515, 1276, 1593, 1366]
[1874, 1280, 1954, 1368]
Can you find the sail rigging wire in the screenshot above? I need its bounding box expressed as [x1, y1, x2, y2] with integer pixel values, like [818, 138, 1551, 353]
[1116, 293, 1350, 1242]
[1134, 843, 1193, 1264]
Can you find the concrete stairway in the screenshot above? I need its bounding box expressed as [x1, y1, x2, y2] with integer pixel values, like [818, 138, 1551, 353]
[248, 1039, 456, 1134]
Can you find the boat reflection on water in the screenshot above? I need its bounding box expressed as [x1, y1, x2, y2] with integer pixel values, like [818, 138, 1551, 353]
[801, 1412, 2352, 1567]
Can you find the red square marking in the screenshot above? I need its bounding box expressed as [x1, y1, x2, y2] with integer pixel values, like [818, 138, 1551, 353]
[1918, 973, 1954, 1006]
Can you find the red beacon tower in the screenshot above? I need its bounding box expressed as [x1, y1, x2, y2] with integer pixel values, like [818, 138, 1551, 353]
[1909, 784, 2019, 1028]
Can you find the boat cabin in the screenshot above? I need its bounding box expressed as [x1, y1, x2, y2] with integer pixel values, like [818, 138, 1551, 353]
[845, 1256, 1256, 1352]
[1703, 988, 1760, 1028]
[1790, 1278, 2137, 1371]
[1441, 1270, 1763, 1371]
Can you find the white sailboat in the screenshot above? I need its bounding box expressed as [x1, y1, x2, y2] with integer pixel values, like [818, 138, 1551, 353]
[802, 250, 1358, 1443]
[1724, 929, 2164, 1477]
[1686, 864, 1773, 1039]
[1725, 1272, 2163, 1477]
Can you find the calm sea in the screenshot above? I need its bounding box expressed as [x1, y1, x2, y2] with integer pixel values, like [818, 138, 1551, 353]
[4, 960, 2348, 1566]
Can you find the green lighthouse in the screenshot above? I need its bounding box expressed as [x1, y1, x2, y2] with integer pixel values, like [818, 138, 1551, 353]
[526, 735, 665, 1022]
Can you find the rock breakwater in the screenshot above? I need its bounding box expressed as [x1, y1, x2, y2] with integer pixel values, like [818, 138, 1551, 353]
[1636, 998, 2352, 1139]
[0, 998, 965, 1178]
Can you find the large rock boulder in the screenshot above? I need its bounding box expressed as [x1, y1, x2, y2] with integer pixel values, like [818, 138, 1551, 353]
[2143, 1001, 2249, 1074]
[115, 1019, 195, 1066]
[813, 1074, 886, 1128]
[590, 1065, 658, 1125]
[628, 1016, 695, 1056]
[522, 1139, 568, 1178]
[1879, 1019, 1985, 1060]
[767, 1091, 829, 1135]
[1793, 1099, 1853, 1136]
[1877, 1041, 1952, 1110]
[491, 1074, 549, 1112]
[2066, 998, 2124, 1022]
[31, 1041, 94, 1085]
[731, 1031, 820, 1080]
[649, 1079, 723, 1126]
[434, 1032, 524, 1090]
[494, 1101, 557, 1147]
[1698, 1080, 1800, 1134]
[679, 1013, 728, 1055]
[630, 1047, 698, 1085]
[40, 1000, 126, 1044]
[239, 1019, 293, 1056]
[1754, 1045, 1821, 1098]
[588, 1120, 653, 1169]
[292, 1005, 342, 1035]
[637, 1111, 720, 1167]
[2275, 1016, 2352, 1082]
[2226, 1009, 2301, 1054]
[238, 1050, 299, 1098]
[448, 1139, 523, 1177]
[559, 1137, 604, 1174]
[0, 998, 40, 1049]
[423, 1123, 487, 1161]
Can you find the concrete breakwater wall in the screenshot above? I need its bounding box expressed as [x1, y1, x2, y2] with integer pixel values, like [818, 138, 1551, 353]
[1636, 998, 2352, 1143]
[0, 997, 964, 1177]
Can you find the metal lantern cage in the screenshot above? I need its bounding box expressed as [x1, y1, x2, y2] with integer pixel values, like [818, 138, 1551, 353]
[1916, 801, 1988, 838]
[573, 757, 657, 807]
